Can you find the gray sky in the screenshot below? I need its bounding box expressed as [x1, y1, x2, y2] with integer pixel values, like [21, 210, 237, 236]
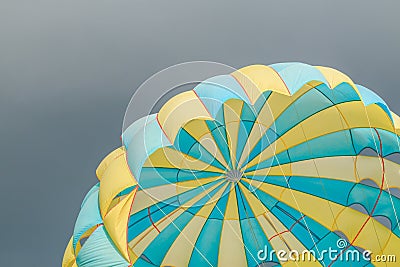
[0, 1, 399, 266]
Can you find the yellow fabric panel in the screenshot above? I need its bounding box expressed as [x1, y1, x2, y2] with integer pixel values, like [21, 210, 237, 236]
[356, 156, 400, 189]
[176, 177, 224, 198]
[130, 185, 175, 215]
[299, 107, 347, 137]
[315, 66, 357, 90]
[143, 146, 224, 173]
[232, 65, 290, 103]
[246, 160, 291, 177]
[264, 155, 400, 189]
[96, 147, 126, 181]
[365, 104, 395, 131]
[245, 101, 394, 170]
[62, 237, 77, 267]
[74, 240, 81, 257]
[237, 85, 315, 167]
[218, 220, 248, 267]
[62, 262, 77, 267]
[157, 90, 212, 142]
[107, 197, 122, 213]
[161, 184, 228, 266]
[223, 99, 244, 168]
[238, 182, 269, 217]
[283, 155, 400, 190]
[99, 148, 137, 217]
[339, 102, 394, 132]
[224, 183, 239, 220]
[334, 208, 391, 254]
[162, 216, 208, 266]
[183, 119, 228, 167]
[130, 177, 222, 215]
[103, 188, 137, 263]
[289, 156, 355, 181]
[391, 111, 400, 135]
[178, 180, 225, 209]
[183, 118, 211, 139]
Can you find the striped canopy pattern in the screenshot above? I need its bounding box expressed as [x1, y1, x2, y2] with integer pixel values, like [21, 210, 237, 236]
[63, 63, 400, 267]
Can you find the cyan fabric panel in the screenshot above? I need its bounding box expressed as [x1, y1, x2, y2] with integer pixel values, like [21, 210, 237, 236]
[126, 116, 171, 179]
[73, 186, 102, 249]
[357, 84, 393, 121]
[189, 219, 223, 266]
[193, 74, 250, 118]
[270, 62, 328, 94]
[122, 114, 157, 148]
[76, 226, 129, 267]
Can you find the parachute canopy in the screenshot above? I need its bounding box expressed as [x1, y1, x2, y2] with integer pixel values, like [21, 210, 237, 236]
[64, 63, 400, 267]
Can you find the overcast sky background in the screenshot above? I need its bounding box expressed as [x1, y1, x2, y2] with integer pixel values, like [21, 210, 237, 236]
[1, 1, 399, 266]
